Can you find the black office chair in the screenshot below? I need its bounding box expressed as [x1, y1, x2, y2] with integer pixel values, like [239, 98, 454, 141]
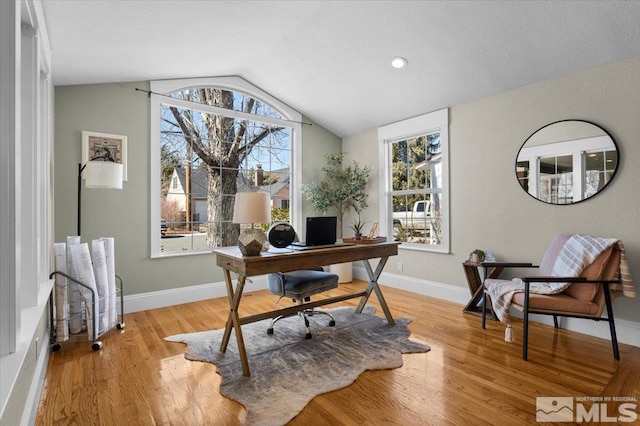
[266, 268, 339, 339]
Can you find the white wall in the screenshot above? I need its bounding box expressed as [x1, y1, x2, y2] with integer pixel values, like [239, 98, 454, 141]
[344, 55, 640, 330]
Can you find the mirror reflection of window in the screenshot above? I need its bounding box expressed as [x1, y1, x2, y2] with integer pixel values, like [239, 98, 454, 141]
[539, 154, 573, 204]
[515, 120, 618, 205]
[516, 161, 529, 192]
[584, 149, 617, 198]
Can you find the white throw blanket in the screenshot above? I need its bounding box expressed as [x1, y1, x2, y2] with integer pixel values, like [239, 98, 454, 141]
[487, 234, 623, 324]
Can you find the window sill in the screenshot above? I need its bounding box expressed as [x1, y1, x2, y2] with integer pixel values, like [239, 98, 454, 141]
[398, 243, 450, 254]
[150, 249, 214, 260]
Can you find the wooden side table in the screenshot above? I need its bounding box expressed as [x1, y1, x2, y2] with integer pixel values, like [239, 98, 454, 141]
[462, 261, 503, 320]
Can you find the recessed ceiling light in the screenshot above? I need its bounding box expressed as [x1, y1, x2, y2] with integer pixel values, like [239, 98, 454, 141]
[391, 57, 408, 69]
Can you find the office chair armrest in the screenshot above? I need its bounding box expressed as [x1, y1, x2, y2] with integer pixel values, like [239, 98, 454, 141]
[266, 273, 286, 296]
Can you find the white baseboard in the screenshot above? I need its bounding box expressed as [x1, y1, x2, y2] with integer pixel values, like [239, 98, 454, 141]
[354, 268, 470, 305]
[123, 276, 267, 314]
[123, 267, 640, 348]
[353, 266, 640, 348]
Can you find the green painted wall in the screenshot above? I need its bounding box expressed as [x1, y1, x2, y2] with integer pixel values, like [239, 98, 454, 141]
[54, 81, 340, 296]
[299, 116, 342, 220]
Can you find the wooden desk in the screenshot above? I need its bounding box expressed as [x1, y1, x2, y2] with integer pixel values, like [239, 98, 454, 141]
[213, 241, 400, 376]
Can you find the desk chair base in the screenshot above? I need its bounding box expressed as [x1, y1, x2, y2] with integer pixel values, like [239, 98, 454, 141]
[267, 301, 336, 339]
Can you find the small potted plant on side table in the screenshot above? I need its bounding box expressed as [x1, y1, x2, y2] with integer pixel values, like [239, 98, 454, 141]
[470, 249, 486, 264]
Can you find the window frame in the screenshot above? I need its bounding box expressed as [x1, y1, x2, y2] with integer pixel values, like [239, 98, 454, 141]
[378, 108, 450, 253]
[149, 76, 302, 258]
[1, 0, 53, 413]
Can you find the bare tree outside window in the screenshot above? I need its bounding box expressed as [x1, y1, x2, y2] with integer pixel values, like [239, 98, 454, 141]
[159, 88, 292, 252]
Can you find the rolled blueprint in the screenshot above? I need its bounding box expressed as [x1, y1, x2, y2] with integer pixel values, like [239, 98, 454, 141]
[100, 237, 117, 328]
[66, 236, 83, 334]
[91, 239, 110, 334]
[53, 243, 69, 342]
[69, 243, 99, 341]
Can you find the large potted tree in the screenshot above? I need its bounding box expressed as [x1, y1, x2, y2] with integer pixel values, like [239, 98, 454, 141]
[302, 152, 371, 282]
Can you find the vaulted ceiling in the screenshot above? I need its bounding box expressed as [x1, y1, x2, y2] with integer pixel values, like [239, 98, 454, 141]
[42, 1, 640, 137]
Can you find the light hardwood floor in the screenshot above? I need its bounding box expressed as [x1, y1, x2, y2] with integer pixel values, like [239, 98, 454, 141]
[36, 281, 640, 425]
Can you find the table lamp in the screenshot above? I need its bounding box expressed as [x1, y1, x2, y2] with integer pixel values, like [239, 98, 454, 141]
[78, 161, 124, 235]
[233, 192, 271, 256]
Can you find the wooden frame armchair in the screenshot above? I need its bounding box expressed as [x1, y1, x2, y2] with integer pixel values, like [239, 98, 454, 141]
[481, 234, 625, 361]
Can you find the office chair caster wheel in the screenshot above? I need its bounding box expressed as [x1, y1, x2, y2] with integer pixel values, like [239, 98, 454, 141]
[267, 328, 274, 335]
[92, 341, 103, 351]
[328, 320, 335, 327]
[305, 333, 312, 339]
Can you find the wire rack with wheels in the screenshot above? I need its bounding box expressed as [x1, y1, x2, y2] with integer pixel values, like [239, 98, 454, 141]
[48, 271, 125, 351]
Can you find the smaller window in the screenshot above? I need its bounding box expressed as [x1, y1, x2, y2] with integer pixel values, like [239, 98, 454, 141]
[379, 109, 449, 252]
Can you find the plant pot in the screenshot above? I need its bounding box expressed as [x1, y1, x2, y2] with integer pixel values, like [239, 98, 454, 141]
[330, 262, 353, 283]
[471, 253, 480, 263]
[354, 232, 362, 240]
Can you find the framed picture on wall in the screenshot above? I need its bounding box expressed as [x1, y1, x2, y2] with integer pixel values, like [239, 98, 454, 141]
[81, 130, 128, 181]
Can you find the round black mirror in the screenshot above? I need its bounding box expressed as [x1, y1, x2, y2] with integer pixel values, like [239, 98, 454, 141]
[515, 120, 618, 204]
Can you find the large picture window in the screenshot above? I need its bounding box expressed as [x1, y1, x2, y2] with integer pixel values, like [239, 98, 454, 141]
[378, 109, 449, 252]
[150, 77, 301, 257]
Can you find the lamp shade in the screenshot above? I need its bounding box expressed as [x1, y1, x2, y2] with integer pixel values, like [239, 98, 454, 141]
[233, 192, 271, 224]
[84, 161, 123, 189]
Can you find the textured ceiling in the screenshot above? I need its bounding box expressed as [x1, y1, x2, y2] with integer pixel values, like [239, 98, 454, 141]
[42, 1, 640, 137]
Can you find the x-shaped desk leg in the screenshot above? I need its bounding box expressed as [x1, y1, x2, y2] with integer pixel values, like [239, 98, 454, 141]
[219, 269, 251, 376]
[355, 256, 395, 325]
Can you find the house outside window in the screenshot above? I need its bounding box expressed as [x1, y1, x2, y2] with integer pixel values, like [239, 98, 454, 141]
[150, 77, 302, 257]
[378, 109, 449, 253]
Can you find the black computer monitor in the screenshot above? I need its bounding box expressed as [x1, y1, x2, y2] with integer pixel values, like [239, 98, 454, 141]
[305, 216, 337, 246]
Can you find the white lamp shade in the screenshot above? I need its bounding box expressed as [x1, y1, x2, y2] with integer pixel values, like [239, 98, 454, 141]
[233, 192, 271, 224]
[84, 161, 124, 189]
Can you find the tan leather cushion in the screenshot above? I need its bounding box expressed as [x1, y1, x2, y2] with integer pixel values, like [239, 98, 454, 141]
[562, 244, 614, 302]
[512, 292, 600, 316]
